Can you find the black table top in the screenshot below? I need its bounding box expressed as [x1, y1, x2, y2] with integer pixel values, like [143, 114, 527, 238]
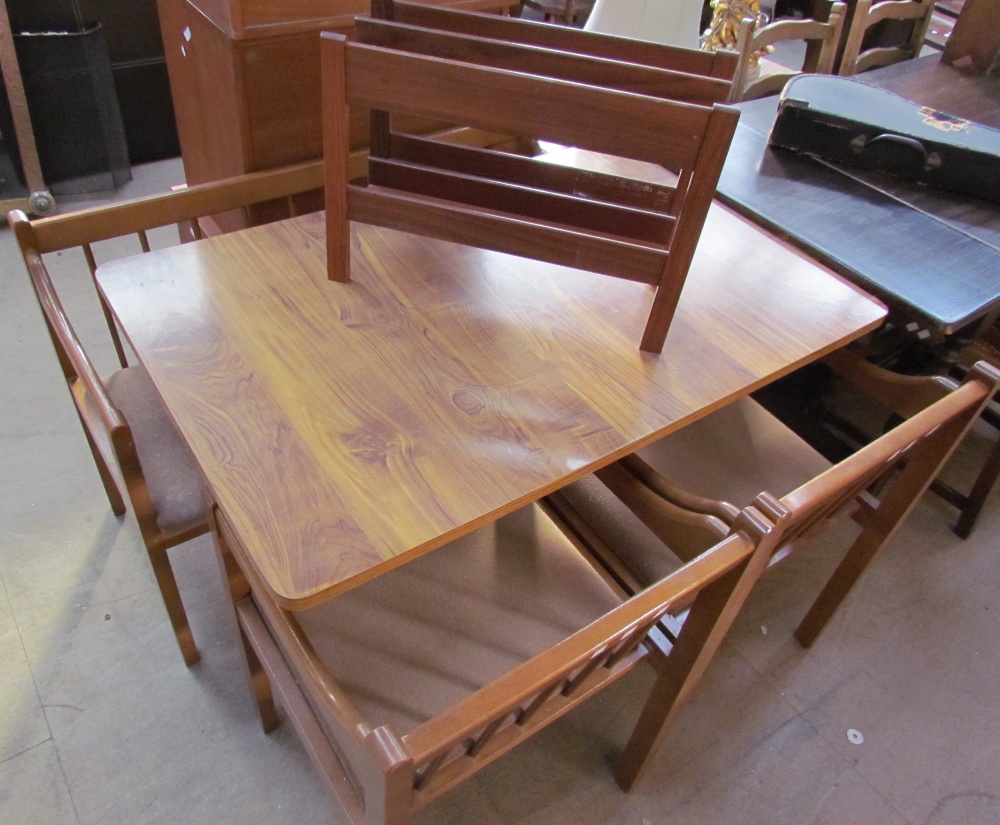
[715, 56, 1000, 336]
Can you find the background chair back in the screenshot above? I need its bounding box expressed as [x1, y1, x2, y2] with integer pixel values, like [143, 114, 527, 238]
[839, 0, 934, 75]
[388, 0, 737, 79]
[730, 1, 847, 102]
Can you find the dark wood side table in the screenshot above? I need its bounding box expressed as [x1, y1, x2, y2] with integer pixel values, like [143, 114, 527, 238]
[717, 55, 1000, 344]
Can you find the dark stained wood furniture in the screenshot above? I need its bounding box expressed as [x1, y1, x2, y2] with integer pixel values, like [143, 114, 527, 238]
[213, 495, 779, 822]
[718, 54, 1000, 339]
[730, 0, 847, 102]
[8, 161, 324, 665]
[321, 19, 740, 352]
[941, 0, 1000, 71]
[0, 0, 53, 215]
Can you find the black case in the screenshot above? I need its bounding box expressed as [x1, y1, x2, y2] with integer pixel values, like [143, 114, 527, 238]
[768, 74, 1000, 205]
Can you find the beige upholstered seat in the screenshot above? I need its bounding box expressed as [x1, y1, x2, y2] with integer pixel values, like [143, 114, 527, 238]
[556, 355, 999, 651]
[105, 367, 206, 538]
[215, 496, 780, 823]
[560, 397, 829, 584]
[296, 506, 624, 734]
[634, 397, 831, 506]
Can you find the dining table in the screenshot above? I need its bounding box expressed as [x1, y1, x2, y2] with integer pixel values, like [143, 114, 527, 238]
[95, 151, 886, 611]
[716, 54, 1000, 343]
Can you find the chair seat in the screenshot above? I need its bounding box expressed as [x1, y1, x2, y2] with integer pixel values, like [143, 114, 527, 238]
[296, 504, 623, 735]
[561, 396, 830, 585]
[105, 366, 207, 538]
[637, 396, 831, 505]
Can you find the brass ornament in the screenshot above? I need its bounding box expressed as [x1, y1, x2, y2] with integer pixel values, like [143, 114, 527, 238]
[701, 0, 772, 67]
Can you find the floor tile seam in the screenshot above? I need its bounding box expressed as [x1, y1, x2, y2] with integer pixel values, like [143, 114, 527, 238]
[473, 775, 514, 825]
[653, 705, 823, 817]
[721, 635, 808, 711]
[798, 711, 916, 825]
[49, 736, 84, 825]
[0, 736, 54, 767]
[0, 570, 57, 749]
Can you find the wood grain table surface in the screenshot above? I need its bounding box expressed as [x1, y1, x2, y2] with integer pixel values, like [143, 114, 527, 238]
[97, 161, 885, 610]
[718, 55, 1000, 337]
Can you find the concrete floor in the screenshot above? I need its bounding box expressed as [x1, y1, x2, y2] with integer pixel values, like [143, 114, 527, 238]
[1, 160, 999, 825]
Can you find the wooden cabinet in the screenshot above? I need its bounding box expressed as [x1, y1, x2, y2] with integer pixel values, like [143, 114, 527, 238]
[156, 0, 517, 227]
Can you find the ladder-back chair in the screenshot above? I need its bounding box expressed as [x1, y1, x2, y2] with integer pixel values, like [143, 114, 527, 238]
[552, 354, 999, 666]
[730, 1, 847, 102]
[8, 160, 324, 666]
[212, 495, 780, 824]
[321, 21, 739, 353]
[839, 0, 935, 75]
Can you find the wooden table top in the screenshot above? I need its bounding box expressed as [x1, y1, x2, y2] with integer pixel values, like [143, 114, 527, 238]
[98, 173, 885, 609]
[718, 55, 1000, 336]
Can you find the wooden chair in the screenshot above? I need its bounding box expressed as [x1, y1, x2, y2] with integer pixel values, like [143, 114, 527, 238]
[730, 1, 847, 102]
[521, 0, 595, 25]
[321, 17, 740, 353]
[552, 352, 999, 654]
[819, 348, 1000, 539]
[212, 494, 781, 823]
[8, 160, 324, 666]
[839, 0, 935, 75]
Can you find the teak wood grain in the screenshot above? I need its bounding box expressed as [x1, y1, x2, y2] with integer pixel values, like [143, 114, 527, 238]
[323, 16, 739, 352]
[96, 157, 885, 610]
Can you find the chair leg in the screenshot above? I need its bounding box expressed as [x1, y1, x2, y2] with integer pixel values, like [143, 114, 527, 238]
[615, 521, 774, 790]
[794, 518, 892, 649]
[209, 506, 279, 732]
[952, 426, 1000, 539]
[147, 545, 200, 666]
[79, 414, 126, 516]
[236, 608, 281, 733]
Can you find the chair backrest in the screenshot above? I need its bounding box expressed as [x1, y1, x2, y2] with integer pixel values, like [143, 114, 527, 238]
[217, 496, 780, 822]
[8, 161, 324, 515]
[730, 1, 848, 102]
[752, 359, 998, 643]
[584, 0, 705, 50]
[838, 0, 934, 75]
[387, 0, 738, 80]
[321, 22, 739, 353]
